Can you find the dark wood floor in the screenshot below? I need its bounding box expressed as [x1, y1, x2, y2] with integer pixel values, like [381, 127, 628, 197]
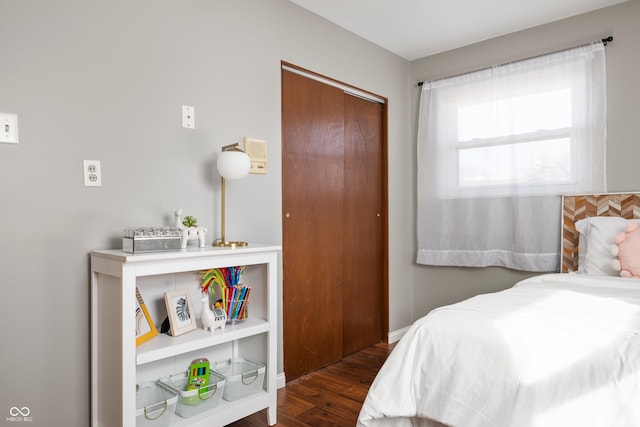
[228, 342, 395, 426]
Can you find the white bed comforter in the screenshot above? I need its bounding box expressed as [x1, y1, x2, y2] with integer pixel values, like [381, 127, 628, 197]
[358, 274, 640, 427]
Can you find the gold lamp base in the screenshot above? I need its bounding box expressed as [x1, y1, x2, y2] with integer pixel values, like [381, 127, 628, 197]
[212, 240, 248, 248]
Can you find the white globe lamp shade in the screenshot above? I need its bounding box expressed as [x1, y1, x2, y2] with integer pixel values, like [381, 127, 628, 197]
[217, 150, 251, 180]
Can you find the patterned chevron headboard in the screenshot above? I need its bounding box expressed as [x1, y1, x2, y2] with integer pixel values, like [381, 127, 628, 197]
[562, 193, 640, 273]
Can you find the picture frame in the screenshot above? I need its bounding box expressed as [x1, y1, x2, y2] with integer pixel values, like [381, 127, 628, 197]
[164, 288, 197, 337]
[135, 287, 158, 346]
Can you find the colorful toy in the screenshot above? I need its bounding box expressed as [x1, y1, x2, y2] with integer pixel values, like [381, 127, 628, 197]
[184, 358, 210, 405]
[200, 267, 249, 322]
[611, 222, 640, 278]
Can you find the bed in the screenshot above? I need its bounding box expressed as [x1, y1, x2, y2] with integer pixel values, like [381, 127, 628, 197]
[358, 193, 640, 427]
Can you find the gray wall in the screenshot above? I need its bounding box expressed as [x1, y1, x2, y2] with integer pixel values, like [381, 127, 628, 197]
[0, 1, 411, 425]
[409, 0, 640, 319]
[4, 0, 638, 424]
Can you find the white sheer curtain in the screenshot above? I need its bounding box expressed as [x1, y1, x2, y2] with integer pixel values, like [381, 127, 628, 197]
[417, 42, 607, 271]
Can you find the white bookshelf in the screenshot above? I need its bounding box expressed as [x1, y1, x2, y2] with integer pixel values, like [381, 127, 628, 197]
[90, 244, 280, 427]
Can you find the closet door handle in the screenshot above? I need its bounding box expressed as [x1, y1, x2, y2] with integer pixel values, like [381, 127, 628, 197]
[285, 212, 291, 218]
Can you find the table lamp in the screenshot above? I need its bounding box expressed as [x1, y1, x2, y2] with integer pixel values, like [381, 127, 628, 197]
[213, 142, 251, 247]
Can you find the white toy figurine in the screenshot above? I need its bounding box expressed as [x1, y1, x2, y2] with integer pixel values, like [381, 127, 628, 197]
[201, 296, 225, 332]
[174, 209, 207, 248]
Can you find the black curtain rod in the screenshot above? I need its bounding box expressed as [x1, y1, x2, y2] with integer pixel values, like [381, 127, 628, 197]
[417, 36, 613, 87]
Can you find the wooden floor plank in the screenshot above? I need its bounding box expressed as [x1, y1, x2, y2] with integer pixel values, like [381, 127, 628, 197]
[227, 342, 394, 426]
[277, 389, 315, 418]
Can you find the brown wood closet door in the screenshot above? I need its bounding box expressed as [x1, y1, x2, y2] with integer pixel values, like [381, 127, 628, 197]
[282, 69, 345, 380]
[342, 93, 384, 356]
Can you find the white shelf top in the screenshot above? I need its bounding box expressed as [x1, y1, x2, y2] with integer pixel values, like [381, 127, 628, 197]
[92, 243, 281, 263]
[136, 317, 269, 365]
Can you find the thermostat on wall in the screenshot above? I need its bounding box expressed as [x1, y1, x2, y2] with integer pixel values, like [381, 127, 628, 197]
[243, 137, 267, 174]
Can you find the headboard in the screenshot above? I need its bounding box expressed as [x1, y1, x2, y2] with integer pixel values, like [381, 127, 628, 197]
[562, 193, 640, 273]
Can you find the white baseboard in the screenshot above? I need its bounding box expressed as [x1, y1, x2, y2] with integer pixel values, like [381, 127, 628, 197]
[388, 326, 409, 344]
[277, 372, 286, 389]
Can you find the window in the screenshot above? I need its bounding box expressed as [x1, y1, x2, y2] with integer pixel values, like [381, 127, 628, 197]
[425, 49, 606, 199]
[457, 88, 572, 192]
[416, 42, 607, 271]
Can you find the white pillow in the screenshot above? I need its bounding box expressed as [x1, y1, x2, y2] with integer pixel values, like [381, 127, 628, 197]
[575, 217, 640, 276]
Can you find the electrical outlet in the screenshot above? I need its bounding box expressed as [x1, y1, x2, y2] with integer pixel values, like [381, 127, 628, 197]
[83, 160, 102, 187]
[182, 105, 194, 129]
[0, 113, 18, 144]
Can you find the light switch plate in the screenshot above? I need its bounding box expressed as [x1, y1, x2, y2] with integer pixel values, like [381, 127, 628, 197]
[0, 113, 19, 144]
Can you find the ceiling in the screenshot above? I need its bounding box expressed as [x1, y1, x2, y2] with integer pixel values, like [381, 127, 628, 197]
[289, 0, 628, 61]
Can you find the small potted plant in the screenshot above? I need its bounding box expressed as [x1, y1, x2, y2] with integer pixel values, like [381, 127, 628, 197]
[182, 215, 198, 228]
[174, 209, 207, 248]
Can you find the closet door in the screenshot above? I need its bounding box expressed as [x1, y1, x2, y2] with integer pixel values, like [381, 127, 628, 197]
[342, 93, 384, 356]
[282, 69, 345, 380]
[282, 65, 387, 380]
